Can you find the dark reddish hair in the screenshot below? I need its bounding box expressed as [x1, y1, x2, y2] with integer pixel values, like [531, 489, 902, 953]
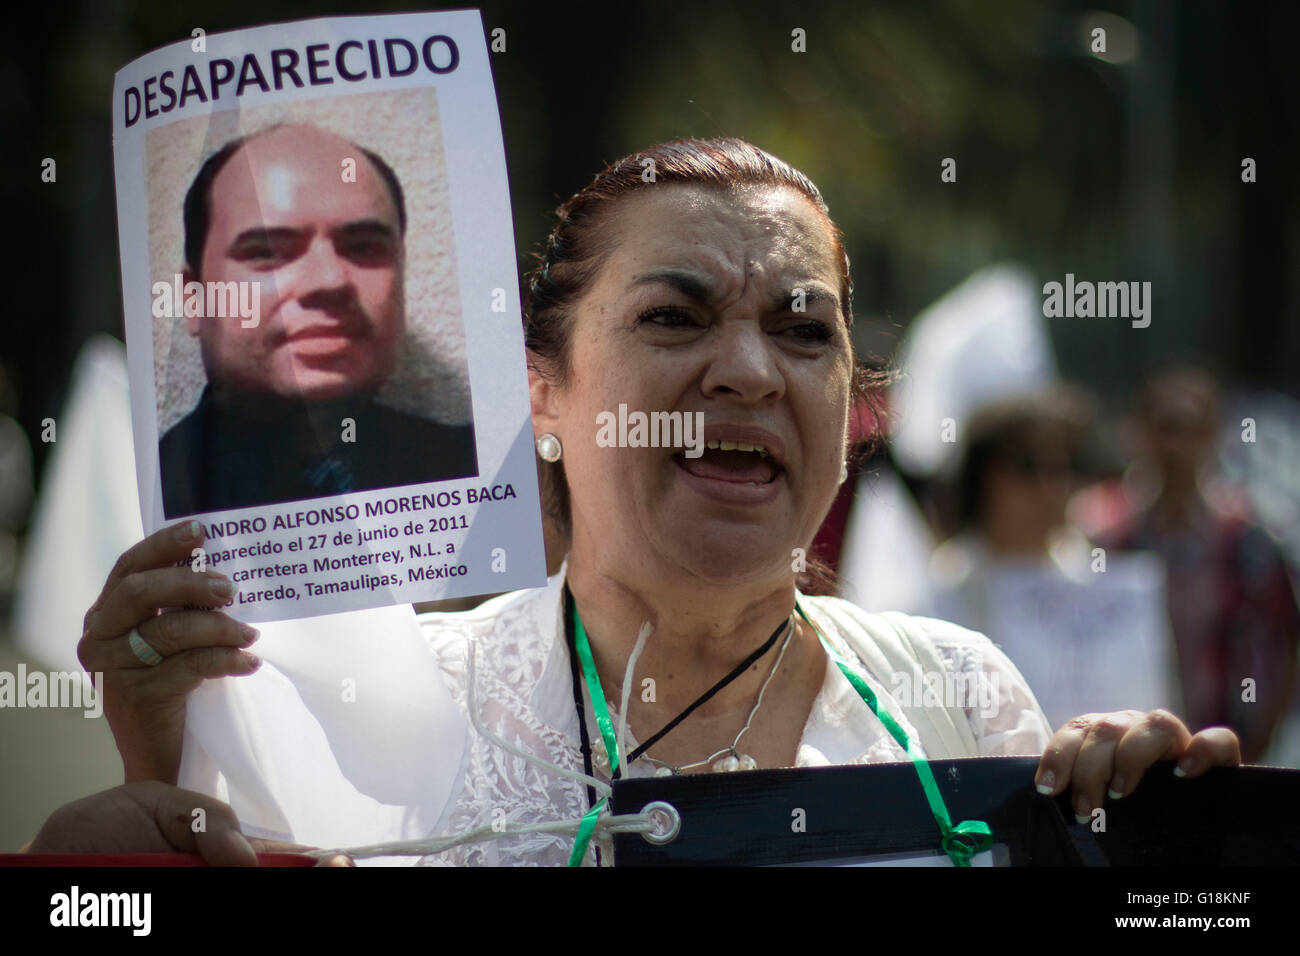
[523, 137, 889, 592]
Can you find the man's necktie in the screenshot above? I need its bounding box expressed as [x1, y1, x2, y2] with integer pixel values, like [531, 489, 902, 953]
[305, 455, 355, 494]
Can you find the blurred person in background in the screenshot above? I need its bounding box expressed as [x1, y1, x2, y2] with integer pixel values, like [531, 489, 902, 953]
[1084, 367, 1300, 762]
[930, 385, 1103, 627]
[0, 361, 34, 614]
[928, 385, 1179, 730]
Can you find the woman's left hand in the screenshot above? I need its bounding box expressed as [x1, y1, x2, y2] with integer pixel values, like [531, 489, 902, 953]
[1034, 709, 1241, 823]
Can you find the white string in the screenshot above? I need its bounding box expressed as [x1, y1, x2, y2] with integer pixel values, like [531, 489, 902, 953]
[465, 638, 612, 799]
[306, 809, 659, 861]
[615, 621, 652, 773]
[298, 641, 662, 864]
[307, 633, 688, 863]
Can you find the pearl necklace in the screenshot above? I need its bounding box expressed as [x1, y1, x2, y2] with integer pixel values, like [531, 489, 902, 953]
[591, 615, 795, 776]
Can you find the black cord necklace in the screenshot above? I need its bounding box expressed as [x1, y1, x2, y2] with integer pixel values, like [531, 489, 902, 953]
[563, 584, 791, 782]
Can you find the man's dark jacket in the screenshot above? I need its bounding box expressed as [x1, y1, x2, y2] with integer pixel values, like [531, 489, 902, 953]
[159, 386, 477, 517]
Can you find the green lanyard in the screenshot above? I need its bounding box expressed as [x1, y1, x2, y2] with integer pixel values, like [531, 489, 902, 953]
[567, 600, 622, 866]
[567, 598, 992, 867]
[795, 603, 993, 866]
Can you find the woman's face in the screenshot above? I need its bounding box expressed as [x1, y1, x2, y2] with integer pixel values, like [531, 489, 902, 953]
[533, 183, 854, 586]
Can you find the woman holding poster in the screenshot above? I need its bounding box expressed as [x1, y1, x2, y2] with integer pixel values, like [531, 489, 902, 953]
[78, 138, 1240, 866]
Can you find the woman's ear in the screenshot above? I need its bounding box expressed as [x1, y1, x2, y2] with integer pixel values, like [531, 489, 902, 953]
[529, 360, 562, 438]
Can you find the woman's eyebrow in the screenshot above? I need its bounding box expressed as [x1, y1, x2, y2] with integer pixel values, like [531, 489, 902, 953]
[630, 269, 840, 313]
[769, 283, 840, 312]
[630, 268, 718, 304]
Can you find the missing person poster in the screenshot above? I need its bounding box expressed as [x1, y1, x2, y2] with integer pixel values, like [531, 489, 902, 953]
[112, 11, 547, 622]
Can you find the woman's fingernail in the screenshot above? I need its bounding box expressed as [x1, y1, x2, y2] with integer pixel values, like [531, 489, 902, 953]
[210, 577, 237, 600]
[1107, 775, 1126, 800]
[177, 520, 203, 543]
[238, 625, 259, 646]
[1035, 769, 1056, 795]
[1074, 795, 1091, 823]
[1174, 760, 1193, 777]
[242, 652, 261, 670]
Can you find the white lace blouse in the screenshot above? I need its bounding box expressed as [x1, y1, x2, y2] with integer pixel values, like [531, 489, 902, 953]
[415, 570, 1052, 866]
[178, 567, 1052, 867]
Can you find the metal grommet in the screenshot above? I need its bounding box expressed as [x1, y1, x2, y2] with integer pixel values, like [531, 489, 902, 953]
[640, 801, 681, 846]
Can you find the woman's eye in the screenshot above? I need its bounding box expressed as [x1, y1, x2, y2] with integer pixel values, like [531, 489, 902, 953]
[782, 320, 833, 342]
[637, 307, 698, 329]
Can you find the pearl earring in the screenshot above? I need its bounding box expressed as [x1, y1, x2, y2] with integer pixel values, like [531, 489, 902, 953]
[839, 461, 849, 485]
[536, 433, 563, 462]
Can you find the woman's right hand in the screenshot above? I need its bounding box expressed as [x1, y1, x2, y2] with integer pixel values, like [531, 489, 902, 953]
[25, 781, 353, 866]
[78, 519, 263, 784]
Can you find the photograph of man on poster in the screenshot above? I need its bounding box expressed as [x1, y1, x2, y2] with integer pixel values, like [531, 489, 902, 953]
[157, 122, 478, 518]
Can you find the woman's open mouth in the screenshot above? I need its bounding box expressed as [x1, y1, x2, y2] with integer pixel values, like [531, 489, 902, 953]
[676, 441, 781, 484]
[673, 442, 784, 503]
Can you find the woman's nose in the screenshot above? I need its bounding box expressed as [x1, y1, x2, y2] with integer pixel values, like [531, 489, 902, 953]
[699, 322, 784, 403]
